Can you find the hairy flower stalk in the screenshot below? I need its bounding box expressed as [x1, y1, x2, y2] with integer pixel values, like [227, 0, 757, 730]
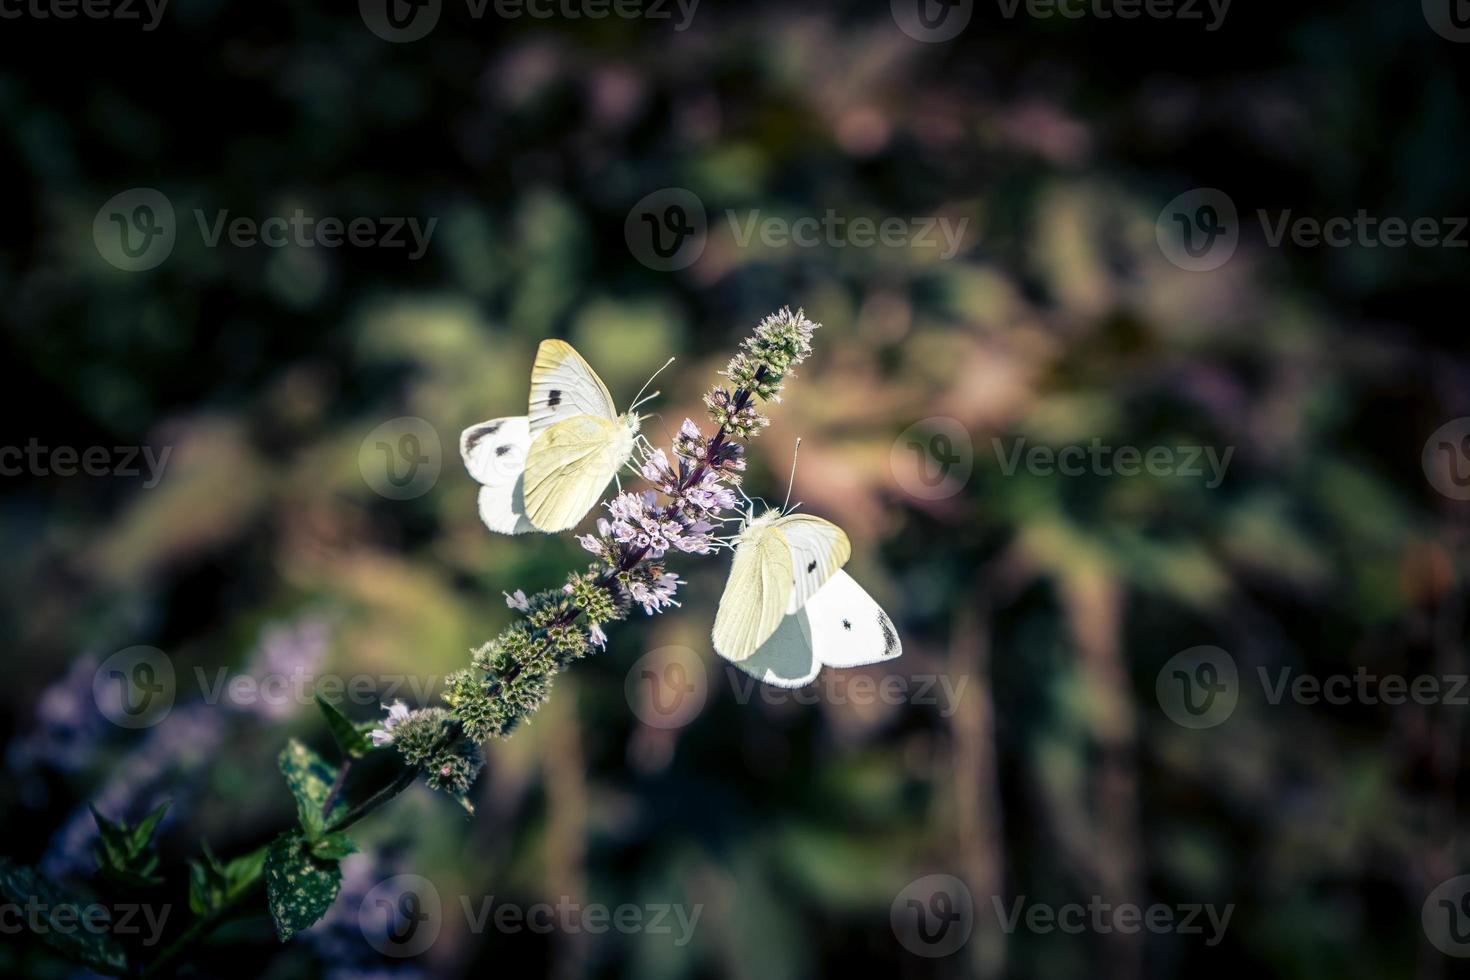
[388, 307, 821, 805]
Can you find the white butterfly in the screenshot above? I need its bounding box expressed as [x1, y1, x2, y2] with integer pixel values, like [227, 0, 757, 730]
[712, 508, 902, 688]
[460, 340, 657, 534]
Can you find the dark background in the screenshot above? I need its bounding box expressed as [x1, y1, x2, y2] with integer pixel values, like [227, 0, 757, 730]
[2, 1, 1470, 977]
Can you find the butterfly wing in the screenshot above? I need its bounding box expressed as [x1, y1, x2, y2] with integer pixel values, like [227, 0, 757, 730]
[460, 416, 536, 535]
[804, 570, 902, 669]
[772, 515, 851, 614]
[712, 525, 794, 663]
[528, 339, 618, 437]
[730, 570, 901, 688]
[522, 414, 627, 532]
[728, 608, 820, 688]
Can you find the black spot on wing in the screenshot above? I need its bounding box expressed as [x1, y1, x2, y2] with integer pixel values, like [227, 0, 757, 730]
[878, 611, 898, 655]
[842, 619, 851, 630]
[548, 389, 562, 408]
[495, 445, 511, 457]
[806, 560, 817, 573]
[465, 420, 504, 450]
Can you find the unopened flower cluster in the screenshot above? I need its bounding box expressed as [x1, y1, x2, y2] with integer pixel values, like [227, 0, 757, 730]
[377, 308, 820, 806]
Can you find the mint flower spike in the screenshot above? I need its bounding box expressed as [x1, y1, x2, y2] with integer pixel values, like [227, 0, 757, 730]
[426, 308, 820, 798]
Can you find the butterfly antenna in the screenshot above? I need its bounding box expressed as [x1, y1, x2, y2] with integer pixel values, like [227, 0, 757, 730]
[781, 438, 802, 513]
[628, 356, 675, 413]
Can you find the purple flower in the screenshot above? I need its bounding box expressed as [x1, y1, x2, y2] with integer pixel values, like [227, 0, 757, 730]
[628, 572, 681, 615]
[607, 491, 685, 558]
[640, 448, 679, 492]
[589, 624, 608, 649]
[504, 589, 530, 612]
[370, 700, 411, 747]
[682, 469, 737, 516]
[673, 519, 716, 554]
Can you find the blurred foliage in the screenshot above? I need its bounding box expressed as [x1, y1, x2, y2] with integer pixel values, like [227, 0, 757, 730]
[2, 1, 1469, 978]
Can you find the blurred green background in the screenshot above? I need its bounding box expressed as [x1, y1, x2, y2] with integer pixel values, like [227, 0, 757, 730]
[2, 1, 1469, 977]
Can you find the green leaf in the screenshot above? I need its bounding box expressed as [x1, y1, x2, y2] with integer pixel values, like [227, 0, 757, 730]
[316, 693, 373, 758]
[278, 739, 344, 840]
[129, 801, 171, 854]
[264, 834, 343, 941]
[89, 803, 168, 887]
[309, 831, 357, 861]
[0, 858, 129, 975]
[189, 842, 268, 917]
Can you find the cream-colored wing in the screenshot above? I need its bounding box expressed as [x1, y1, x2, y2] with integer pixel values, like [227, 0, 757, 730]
[711, 525, 794, 663]
[528, 339, 618, 437]
[772, 514, 850, 613]
[522, 414, 624, 532]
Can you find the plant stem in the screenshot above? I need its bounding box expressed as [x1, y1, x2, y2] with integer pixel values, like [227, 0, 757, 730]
[139, 877, 262, 978]
[324, 763, 420, 835]
[140, 755, 431, 977]
[319, 758, 353, 818]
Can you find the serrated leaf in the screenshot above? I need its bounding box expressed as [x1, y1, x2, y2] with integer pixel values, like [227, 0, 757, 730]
[278, 739, 344, 840]
[89, 806, 130, 872]
[188, 861, 215, 917]
[264, 834, 342, 941]
[90, 803, 167, 885]
[0, 858, 129, 975]
[128, 801, 171, 854]
[315, 693, 373, 759]
[309, 831, 357, 861]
